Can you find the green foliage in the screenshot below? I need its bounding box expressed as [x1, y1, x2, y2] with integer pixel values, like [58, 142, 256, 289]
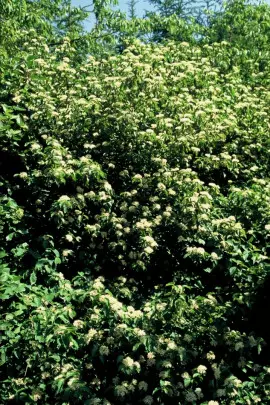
[1, 1, 270, 404]
[206, 0, 270, 48]
[146, 0, 222, 19]
[127, 0, 139, 19]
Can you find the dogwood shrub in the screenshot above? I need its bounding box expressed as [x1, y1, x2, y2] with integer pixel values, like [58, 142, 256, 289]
[1, 3, 270, 404]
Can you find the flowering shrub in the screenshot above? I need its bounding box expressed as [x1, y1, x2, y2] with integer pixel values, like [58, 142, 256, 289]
[1, 1, 270, 404]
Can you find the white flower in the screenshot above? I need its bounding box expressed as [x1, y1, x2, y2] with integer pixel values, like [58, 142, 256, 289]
[122, 356, 134, 368]
[33, 392, 42, 401]
[195, 387, 204, 399]
[41, 372, 50, 379]
[65, 234, 73, 242]
[159, 371, 167, 379]
[162, 360, 172, 368]
[213, 368, 221, 380]
[233, 378, 242, 388]
[248, 336, 257, 347]
[144, 246, 154, 254]
[115, 385, 128, 397]
[143, 235, 158, 247]
[136, 219, 152, 229]
[138, 381, 148, 391]
[14, 378, 25, 385]
[206, 352, 216, 361]
[235, 342, 244, 351]
[216, 389, 226, 397]
[13, 94, 21, 103]
[62, 249, 73, 257]
[197, 365, 207, 375]
[57, 62, 69, 71]
[99, 345, 109, 356]
[35, 58, 46, 65]
[184, 334, 192, 343]
[143, 396, 153, 405]
[157, 182, 166, 190]
[133, 328, 146, 337]
[265, 224, 270, 231]
[119, 170, 129, 177]
[211, 252, 219, 261]
[19, 172, 28, 179]
[167, 341, 177, 350]
[163, 211, 171, 218]
[85, 328, 97, 343]
[90, 398, 102, 405]
[59, 195, 70, 202]
[186, 247, 206, 256]
[67, 377, 79, 388]
[73, 320, 84, 329]
[191, 147, 200, 153]
[185, 391, 197, 402]
[208, 402, 219, 405]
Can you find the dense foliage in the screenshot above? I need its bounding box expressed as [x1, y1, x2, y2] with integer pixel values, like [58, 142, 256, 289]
[1, 0, 270, 404]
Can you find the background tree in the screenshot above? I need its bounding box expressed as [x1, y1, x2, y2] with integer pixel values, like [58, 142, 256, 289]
[127, 0, 138, 18]
[144, 0, 223, 41]
[146, 0, 222, 20]
[0, 0, 90, 65]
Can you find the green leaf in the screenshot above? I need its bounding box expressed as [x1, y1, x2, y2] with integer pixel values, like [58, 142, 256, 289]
[184, 378, 192, 388]
[13, 243, 29, 257]
[0, 250, 7, 258]
[30, 272, 37, 285]
[204, 267, 212, 273]
[0, 350, 6, 366]
[55, 257, 61, 265]
[116, 355, 124, 364]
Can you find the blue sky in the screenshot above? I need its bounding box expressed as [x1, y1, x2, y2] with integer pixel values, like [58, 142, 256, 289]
[71, 0, 154, 29]
[71, 0, 269, 30]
